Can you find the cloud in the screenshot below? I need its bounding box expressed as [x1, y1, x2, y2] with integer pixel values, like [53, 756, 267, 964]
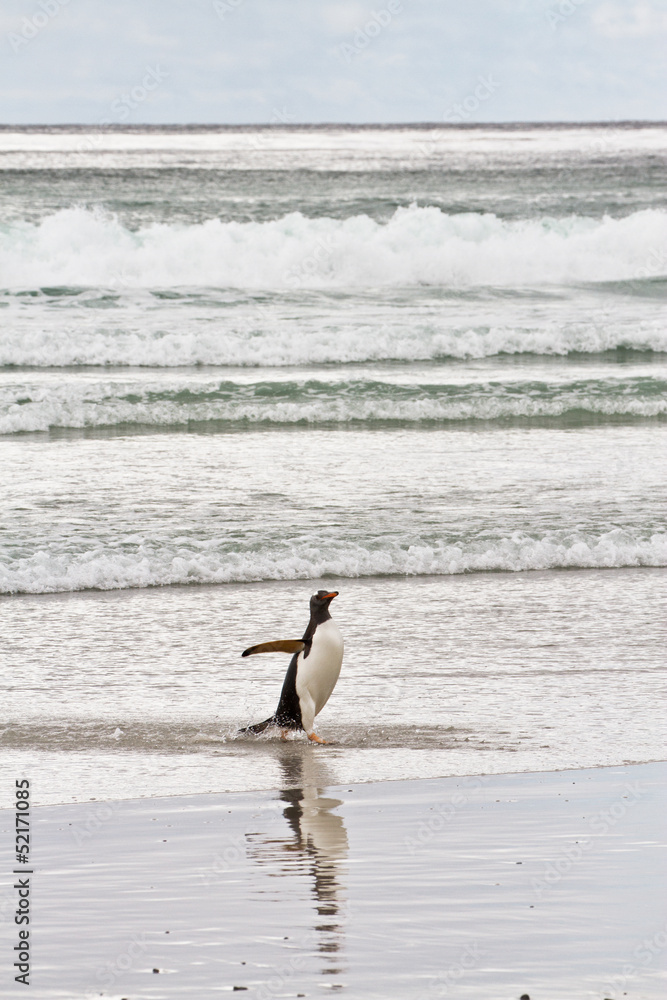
[320, 2, 369, 35]
[592, 1, 667, 38]
[0, 0, 665, 123]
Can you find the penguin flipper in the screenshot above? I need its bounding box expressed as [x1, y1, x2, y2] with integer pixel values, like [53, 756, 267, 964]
[241, 640, 305, 657]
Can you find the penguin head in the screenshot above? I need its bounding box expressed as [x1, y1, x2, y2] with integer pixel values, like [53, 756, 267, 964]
[310, 590, 338, 617]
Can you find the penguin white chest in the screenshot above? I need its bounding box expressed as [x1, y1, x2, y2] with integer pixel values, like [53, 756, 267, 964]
[295, 619, 344, 724]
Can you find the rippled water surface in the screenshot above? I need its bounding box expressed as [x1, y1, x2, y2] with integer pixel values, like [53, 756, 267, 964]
[1, 125, 665, 803]
[1, 570, 665, 806]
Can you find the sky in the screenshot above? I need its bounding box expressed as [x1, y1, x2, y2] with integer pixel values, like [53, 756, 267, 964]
[1, 0, 666, 124]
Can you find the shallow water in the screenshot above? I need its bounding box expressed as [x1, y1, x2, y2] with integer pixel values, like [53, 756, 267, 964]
[1, 570, 664, 806]
[2, 420, 665, 595]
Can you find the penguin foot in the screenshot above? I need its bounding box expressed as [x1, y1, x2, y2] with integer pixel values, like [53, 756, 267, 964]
[307, 732, 328, 745]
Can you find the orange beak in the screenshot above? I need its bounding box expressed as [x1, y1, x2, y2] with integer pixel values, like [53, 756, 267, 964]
[323, 591, 338, 600]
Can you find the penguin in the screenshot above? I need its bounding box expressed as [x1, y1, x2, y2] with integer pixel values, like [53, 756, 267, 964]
[239, 590, 343, 744]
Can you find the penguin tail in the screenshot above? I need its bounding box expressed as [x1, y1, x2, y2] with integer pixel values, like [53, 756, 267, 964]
[238, 716, 276, 736]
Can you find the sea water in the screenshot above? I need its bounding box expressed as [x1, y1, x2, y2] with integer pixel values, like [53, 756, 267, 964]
[0, 124, 665, 806]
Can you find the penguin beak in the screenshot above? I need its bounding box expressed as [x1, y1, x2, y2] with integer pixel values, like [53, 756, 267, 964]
[323, 591, 338, 601]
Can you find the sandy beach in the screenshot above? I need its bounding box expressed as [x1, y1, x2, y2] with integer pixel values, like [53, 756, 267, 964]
[1, 759, 665, 1000]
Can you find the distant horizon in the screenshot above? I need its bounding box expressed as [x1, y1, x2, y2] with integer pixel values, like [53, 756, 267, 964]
[2, 119, 667, 131]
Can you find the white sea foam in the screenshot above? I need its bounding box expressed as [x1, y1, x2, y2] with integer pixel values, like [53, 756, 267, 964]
[1, 206, 666, 290]
[1, 377, 665, 433]
[1, 316, 665, 368]
[1, 530, 665, 594]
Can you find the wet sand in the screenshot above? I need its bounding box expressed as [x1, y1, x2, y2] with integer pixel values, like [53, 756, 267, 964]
[1, 758, 665, 999]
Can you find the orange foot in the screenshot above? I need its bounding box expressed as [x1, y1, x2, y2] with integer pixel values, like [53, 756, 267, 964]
[280, 729, 289, 741]
[307, 732, 328, 745]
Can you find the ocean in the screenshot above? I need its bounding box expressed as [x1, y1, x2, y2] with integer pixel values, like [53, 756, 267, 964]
[0, 123, 665, 807]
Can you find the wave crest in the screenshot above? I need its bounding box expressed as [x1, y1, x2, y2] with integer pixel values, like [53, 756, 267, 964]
[1, 316, 665, 368]
[2, 205, 667, 289]
[1, 529, 664, 594]
[2, 376, 665, 434]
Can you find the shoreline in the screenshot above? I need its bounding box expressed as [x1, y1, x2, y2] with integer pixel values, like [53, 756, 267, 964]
[1, 754, 666, 811]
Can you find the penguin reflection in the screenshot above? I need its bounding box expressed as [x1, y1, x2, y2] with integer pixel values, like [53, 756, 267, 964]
[246, 746, 348, 975]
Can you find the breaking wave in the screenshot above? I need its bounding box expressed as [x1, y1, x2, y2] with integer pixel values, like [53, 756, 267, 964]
[2, 205, 667, 289]
[1, 529, 665, 594]
[1, 376, 665, 434]
[1, 316, 666, 368]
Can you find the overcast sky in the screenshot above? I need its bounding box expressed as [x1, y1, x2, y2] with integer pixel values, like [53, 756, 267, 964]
[1, 0, 666, 124]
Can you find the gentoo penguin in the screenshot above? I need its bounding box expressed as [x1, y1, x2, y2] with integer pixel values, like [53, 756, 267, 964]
[239, 590, 343, 744]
